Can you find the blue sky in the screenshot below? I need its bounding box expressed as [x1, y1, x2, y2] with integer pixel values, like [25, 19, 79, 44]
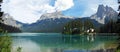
[1, 0, 118, 23]
[63, 0, 118, 17]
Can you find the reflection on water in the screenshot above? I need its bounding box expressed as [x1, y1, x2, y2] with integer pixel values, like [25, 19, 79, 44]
[87, 33, 95, 42]
[12, 38, 41, 52]
[10, 33, 118, 52]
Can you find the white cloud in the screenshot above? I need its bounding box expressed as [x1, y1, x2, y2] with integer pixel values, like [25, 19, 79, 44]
[55, 0, 74, 11]
[1, 0, 74, 24]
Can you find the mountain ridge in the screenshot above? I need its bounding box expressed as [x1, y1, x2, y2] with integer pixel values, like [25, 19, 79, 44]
[90, 5, 118, 24]
[1, 5, 118, 32]
[20, 5, 118, 32]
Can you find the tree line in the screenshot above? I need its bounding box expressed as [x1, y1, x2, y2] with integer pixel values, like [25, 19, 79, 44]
[62, 18, 94, 34]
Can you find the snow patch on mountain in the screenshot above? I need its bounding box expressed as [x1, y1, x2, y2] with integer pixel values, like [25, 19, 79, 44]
[38, 11, 73, 21]
[1, 14, 22, 27]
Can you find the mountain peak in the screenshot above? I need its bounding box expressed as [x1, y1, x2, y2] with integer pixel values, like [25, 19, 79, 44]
[98, 4, 104, 8]
[1, 13, 21, 27]
[38, 11, 73, 21]
[43, 11, 63, 17]
[96, 5, 115, 18]
[91, 5, 117, 24]
[97, 5, 104, 13]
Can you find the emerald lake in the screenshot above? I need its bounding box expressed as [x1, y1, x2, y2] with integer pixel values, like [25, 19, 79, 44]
[7, 33, 119, 52]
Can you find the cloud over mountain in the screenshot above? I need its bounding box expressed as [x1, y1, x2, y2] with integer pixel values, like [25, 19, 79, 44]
[1, 0, 117, 24]
[1, 0, 74, 23]
[54, 0, 74, 11]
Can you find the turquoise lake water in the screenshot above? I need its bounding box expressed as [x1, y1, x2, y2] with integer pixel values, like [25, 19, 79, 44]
[7, 33, 119, 52]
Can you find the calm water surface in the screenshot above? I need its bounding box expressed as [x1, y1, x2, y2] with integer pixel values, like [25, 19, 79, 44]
[8, 33, 119, 52]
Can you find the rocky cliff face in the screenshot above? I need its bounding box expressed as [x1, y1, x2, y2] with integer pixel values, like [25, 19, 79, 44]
[38, 11, 73, 21]
[91, 5, 118, 24]
[1, 14, 22, 27]
[0, 14, 22, 32]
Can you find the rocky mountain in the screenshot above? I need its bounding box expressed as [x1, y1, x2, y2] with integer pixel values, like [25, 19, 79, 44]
[0, 14, 22, 32]
[0, 22, 21, 33]
[90, 5, 118, 24]
[21, 12, 74, 32]
[38, 11, 73, 20]
[1, 14, 22, 27]
[20, 5, 117, 32]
